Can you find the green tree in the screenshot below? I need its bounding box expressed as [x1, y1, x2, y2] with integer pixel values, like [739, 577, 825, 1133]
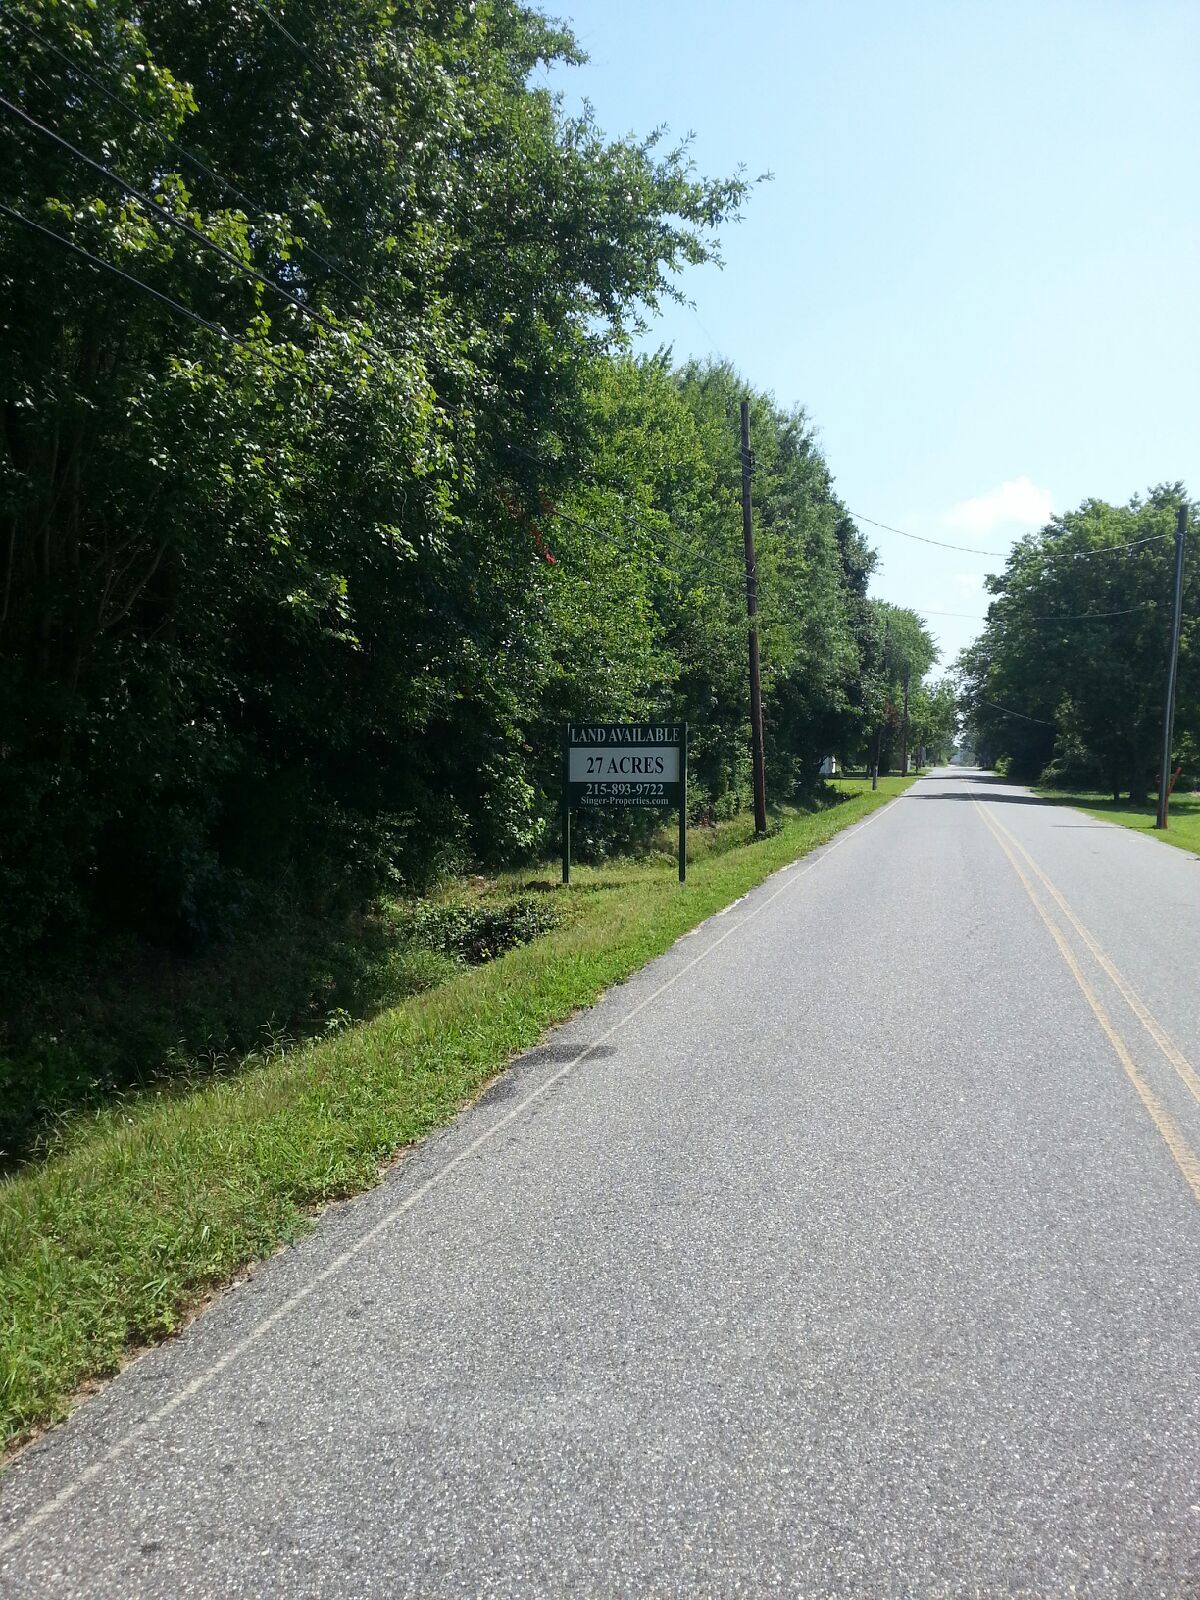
[908, 678, 958, 766]
[956, 487, 1196, 797]
[861, 603, 938, 774]
[0, 0, 749, 951]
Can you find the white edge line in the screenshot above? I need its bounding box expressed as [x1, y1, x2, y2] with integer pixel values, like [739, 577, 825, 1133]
[0, 788, 908, 1558]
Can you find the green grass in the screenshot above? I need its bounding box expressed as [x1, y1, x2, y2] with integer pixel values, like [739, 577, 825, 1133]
[0, 775, 911, 1452]
[1034, 787, 1200, 855]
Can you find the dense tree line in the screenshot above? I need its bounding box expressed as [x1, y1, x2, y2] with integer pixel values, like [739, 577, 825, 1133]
[1, 0, 941, 983]
[956, 487, 1197, 797]
[861, 602, 954, 773]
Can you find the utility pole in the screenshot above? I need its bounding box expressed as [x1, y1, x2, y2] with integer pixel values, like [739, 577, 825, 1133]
[1156, 502, 1188, 829]
[740, 399, 768, 835]
[872, 615, 891, 791]
[900, 664, 911, 777]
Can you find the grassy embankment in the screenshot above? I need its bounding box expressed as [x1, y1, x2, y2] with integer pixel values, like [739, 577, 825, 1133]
[0, 775, 911, 1451]
[1035, 788, 1200, 855]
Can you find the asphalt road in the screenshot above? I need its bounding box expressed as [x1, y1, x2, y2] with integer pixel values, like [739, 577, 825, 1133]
[3, 768, 1200, 1598]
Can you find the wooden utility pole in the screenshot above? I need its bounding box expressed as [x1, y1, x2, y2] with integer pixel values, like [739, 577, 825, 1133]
[1155, 502, 1188, 829]
[873, 615, 892, 790]
[740, 399, 768, 835]
[900, 665, 911, 777]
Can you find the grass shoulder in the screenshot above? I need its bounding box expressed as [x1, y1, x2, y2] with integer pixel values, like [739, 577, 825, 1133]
[0, 774, 913, 1452]
[1033, 787, 1200, 855]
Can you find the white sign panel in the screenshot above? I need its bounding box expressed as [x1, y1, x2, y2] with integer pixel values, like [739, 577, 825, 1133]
[568, 745, 681, 783]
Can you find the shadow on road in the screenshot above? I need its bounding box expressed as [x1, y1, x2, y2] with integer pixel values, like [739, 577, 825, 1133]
[907, 790, 1055, 806]
[906, 771, 1069, 808]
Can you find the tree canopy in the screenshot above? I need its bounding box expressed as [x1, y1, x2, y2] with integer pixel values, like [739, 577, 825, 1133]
[2, 0, 947, 972]
[956, 488, 1196, 798]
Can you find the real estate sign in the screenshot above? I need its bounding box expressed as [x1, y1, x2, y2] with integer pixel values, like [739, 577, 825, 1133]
[561, 723, 688, 883]
[565, 723, 685, 809]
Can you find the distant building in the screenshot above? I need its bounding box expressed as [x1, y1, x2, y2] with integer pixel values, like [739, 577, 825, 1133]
[819, 756, 839, 776]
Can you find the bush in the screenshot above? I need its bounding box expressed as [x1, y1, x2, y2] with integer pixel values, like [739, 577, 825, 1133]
[397, 896, 561, 966]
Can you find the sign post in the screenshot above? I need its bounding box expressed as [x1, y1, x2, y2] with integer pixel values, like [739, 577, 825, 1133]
[561, 723, 688, 885]
[677, 722, 688, 884]
[560, 727, 572, 885]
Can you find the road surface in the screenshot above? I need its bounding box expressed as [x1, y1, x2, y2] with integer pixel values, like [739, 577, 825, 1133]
[3, 769, 1199, 1597]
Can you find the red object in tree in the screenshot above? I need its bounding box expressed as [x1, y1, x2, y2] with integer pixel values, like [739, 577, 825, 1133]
[534, 491, 558, 563]
[532, 525, 558, 565]
[500, 487, 557, 564]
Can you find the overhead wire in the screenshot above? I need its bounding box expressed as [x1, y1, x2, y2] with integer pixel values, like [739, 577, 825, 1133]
[208, 2, 557, 269]
[851, 509, 1173, 562]
[1030, 604, 1156, 622]
[849, 511, 1010, 558]
[247, 0, 326, 76]
[532, 462, 1171, 624]
[1, 75, 491, 414]
[8, 0, 564, 291]
[980, 701, 1056, 727]
[0, 200, 256, 349]
[1057, 531, 1176, 559]
[0, 90, 353, 342]
[7, 15, 370, 298]
[908, 603, 1158, 624]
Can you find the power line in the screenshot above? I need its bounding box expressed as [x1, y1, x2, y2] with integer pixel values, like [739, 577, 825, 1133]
[2, 72, 508, 399]
[10, 25, 1178, 616]
[1058, 531, 1175, 559]
[981, 700, 1055, 727]
[684, 301, 733, 368]
[209, 0, 529, 267]
[852, 509, 1174, 562]
[11, 72, 1165, 623]
[496, 460, 776, 598]
[248, 0, 326, 76]
[910, 607, 989, 620]
[2, 62, 592, 397]
[538, 474, 1165, 622]
[2, 179, 1168, 627]
[9, 16, 368, 298]
[0, 201, 251, 348]
[850, 511, 1009, 558]
[8, 7, 555, 300]
[1030, 605, 1155, 622]
[0, 91, 348, 341]
[10, 19, 257, 212]
[3, 208, 1102, 650]
[909, 603, 1157, 623]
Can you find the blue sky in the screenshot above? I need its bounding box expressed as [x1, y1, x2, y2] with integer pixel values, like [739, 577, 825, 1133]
[540, 0, 1200, 671]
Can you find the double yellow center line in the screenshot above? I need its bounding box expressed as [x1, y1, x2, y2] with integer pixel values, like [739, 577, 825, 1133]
[973, 797, 1200, 1206]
